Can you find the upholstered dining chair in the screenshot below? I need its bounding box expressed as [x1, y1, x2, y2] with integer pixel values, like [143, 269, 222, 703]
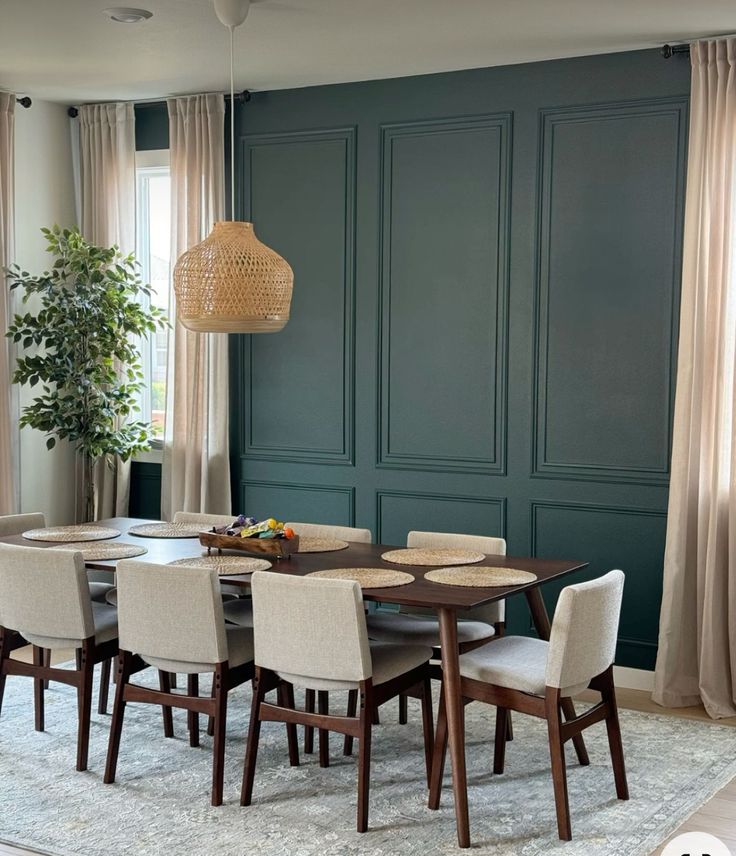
[104, 559, 257, 806]
[365, 530, 507, 731]
[223, 520, 373, 758]
[0, 543, 119, 771]
[241, 571, 434, 832]
[428, 570, 628, 841]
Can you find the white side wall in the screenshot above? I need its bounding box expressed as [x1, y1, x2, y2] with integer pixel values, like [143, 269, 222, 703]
[13, 100, 77, 525]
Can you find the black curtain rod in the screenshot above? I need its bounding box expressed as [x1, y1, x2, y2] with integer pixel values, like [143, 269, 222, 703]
[661, 43, 690, 58]
[67, 89, 250, 118]
[16, 96, 31, 108]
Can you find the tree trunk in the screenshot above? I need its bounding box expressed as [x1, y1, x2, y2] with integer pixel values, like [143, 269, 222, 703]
[83, 455, 96, 523]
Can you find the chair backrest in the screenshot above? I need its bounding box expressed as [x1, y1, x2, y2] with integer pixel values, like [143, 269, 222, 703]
[546, 570, 625, 691]
[405, 530, 507, 624]
[0, 543, 94, 644]
[173, 511, 236, 528]
[285, 522, 372, 543]
[116, 559, 228, 667]
[251, 571, 372, 685]
[0, 512, 45, 537]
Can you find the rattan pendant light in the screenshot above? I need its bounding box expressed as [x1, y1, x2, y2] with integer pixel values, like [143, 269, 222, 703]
[173, 0, 293, 333]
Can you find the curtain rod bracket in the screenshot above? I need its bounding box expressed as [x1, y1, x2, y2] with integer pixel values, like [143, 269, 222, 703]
[662, 43, 690, 58]
[16, 96, 32, 109]
[68, 106, 79, 118]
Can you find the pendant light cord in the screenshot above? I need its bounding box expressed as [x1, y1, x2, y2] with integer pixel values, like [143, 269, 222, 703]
[229, 24, 235, 222]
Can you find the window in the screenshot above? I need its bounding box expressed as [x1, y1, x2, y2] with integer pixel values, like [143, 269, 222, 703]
[135, 150, 171, 448]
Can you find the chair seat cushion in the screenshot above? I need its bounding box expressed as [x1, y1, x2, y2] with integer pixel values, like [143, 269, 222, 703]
[89, 581, 115, 603]
[142, 626, 254, 674]
[459, 636, 587, 697]
[223, 598, 253, 628]
[21, 602, 118, 650]
[366, 612, 495, 648]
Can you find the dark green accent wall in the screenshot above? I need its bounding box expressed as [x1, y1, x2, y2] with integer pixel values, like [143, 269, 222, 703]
[135, 103, 169, 150]
[230, 49, 690, 669]
[129, 461, 162, 520]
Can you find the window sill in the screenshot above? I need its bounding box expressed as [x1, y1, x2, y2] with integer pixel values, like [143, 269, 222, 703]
[134, 445, 163, 465]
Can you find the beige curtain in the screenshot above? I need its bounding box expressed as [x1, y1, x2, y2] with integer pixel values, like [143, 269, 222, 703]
[653, 39, 736, 719]
[78, 102, 136, 519]
[161, 94, 231, 519]
[0, 93, 16, 515]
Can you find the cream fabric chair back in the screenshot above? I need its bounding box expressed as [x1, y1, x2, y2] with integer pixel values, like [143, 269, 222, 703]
[406, 530, 507, 624]
[0, 512, 45, 536]
[173, 511, 235, 527]
[0, 543, 94, 648]
[116, 559, 228, 668]
[546, 570, 625, 692]
[285, 522, 372, 543]
[251, 571, 372, 689]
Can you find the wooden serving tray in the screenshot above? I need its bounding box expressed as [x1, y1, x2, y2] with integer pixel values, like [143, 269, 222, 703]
[199, 530, 299, 559]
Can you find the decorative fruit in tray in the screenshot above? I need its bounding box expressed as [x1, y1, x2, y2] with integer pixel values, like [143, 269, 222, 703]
[212, 516, 296, 540]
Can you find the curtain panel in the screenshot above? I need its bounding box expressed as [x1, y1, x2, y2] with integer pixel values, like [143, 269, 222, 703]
[0, 93, 16, 514]
[78, 101, 136, 520]
[653, 39, 736, 719]
[161, 94, 231, 519]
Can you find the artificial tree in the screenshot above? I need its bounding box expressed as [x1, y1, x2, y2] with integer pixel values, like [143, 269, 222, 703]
[5, 226, 167, 522]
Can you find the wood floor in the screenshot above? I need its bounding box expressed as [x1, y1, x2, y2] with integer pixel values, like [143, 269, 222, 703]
[0, 686, 734, 856]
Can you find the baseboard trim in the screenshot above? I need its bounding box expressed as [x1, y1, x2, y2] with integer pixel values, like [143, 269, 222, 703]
[614, 665, 654, 692]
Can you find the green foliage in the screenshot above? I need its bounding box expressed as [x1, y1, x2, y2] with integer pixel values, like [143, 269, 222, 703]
[5, 225, 168, 465]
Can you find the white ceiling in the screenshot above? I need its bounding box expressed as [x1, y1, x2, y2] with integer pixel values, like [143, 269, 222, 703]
[0, 0, 734, 104]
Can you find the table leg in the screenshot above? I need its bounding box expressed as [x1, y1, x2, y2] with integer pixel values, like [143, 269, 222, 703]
[524, 587, 590, 766]
[437, 607, 470, 848]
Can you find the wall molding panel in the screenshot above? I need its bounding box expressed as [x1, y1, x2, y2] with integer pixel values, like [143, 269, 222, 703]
[240, 480, 356, 527]
[239, 126, 357, 466]
[377, 114, 512, 475]
[532, 97, 687, 486]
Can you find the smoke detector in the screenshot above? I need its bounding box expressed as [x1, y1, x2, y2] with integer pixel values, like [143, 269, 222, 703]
[103, 7, 153, 23]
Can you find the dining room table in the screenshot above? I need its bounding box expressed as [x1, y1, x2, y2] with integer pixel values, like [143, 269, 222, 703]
[0, 515, 589, 848]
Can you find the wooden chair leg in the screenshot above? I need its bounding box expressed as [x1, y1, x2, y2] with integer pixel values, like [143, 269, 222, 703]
[545, 690, 572, 841]
[304, 688, 315, 754]
[357, 683, 373, 833]
[241, 668, 267, 806]
[158, 670, 174, 738]
[104, 652, 132, 784]
[601, 671, 629, 800]
[187, 674, 199, 748]
[207, 678, 216, 737]
[318, 690, 329, 768]
[43, 648, 51, 690]
[493, 707, 508, 774]
[211, 665, 228, 807]
[33, 646, 45, 732]
[169, 672, 177, 689]
[561, 697, 589, 766]
[98, 657, 111, 715]
[343, 689, 358, 756]
[398, 692, 408, 724]
[76, 641, 95, 772]
[0, 632, 8, 718]
[420, 677, 434, 787]
[279, 683, 300, 767]
[428, 688, 448, 810]
[505, 710, 514, 741]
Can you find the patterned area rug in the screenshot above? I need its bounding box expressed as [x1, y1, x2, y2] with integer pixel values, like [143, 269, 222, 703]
[0, 672, 735, 856]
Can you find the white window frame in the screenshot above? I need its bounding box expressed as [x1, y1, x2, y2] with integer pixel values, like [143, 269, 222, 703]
[135, 149, 170, 463]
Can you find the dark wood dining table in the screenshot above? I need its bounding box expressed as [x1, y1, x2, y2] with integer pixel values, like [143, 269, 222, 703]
[1, 516, 589, 848]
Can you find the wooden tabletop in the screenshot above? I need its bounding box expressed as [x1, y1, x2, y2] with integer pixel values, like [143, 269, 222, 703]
[0, 516, 588, 612]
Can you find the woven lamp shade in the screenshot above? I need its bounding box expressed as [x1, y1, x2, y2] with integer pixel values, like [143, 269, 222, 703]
[173, 221, 294, 333]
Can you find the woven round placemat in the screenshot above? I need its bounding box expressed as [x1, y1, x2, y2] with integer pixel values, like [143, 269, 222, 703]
[22, 525, 122, 543]
[381, 548, 485, 567]
[168, 555, 273, 576]
[53, 542, 148, 561]
[424, 566, 538, 587]
[297, 537, 350, 553]
[128, 522, 203, 539]
[308, 567, 414, 589]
